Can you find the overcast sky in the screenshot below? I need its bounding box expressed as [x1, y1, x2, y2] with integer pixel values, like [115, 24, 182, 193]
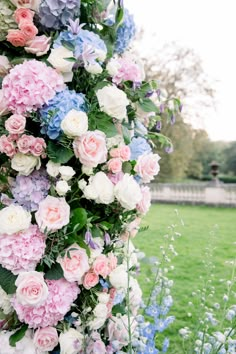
[125, 0, 236, 141]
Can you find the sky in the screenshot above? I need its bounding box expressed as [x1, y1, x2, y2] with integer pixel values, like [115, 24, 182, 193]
[125, 0, 236, 142]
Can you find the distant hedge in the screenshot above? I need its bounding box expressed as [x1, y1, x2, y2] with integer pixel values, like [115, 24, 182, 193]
[200, 175, 236, 184]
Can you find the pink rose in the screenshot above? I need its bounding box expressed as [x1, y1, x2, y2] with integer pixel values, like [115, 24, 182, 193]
[25, 35, 51, 56]
[87, 339, 106, 354]
[136, 185, 151, 215]
[0, 135, 16, 157]
[83, 270, 99, 290]
[107, 253, 117, 272]
[34, 327, 59, 351]
[134, 153, 161, 183]
[110, 145, 130, 161]
[35, 195, 70, 232]
[17, 134, 34, 154]
[14, 8, 34, 24]
[93, 254, 110, 278]
[7, 29, 27, 47]
[19, 21, 38, 41]
[119, 145, 131, 161]
[5, 114, 26, 134]
[30, 137, 46, 157]
[15, 271, 48, 306]
[0, 55, 11, 77]
[11, 0, 41, 12]
[73, 130, 107, 168]
[57, 244, 90, 284]
[107, 158, 122, 174]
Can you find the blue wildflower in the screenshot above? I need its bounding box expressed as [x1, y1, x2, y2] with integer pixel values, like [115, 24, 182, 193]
[162, 338, 170, 353]
[129, 137, 152, 160]
[145, 304, 160, 318]
[40, 88, 86, 139]
[39, 0, 81, 29]
[99, 279, 109, 289]
[114, 9, 136, 54]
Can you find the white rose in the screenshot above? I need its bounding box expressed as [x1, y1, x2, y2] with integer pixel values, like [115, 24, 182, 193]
[95, 48, 107, 62]
[82, 165, 93, 176]
[97, 292, 110, 304]
[83, 172, 114, 204]
[89, 317, 106, 330]
[46, 160, 61, 177]
[93, 303, 108, 318]
[114, 174, 142, 210]
[10, 0, 41, 11]
[0, 205, 31, 235]
[58, 166, 76, 181]
[106, 58, 121, 76]
[61, 109, 88, 137]
[0, 329, 37, 354]
[106, 134, 124, 149]
[78, 179, 87, 191]
[0, 286, 12, 315]
[85, 62, 103, 75]
[0, 55, 11, 77]
[109, 264, 128, 290]
[11, 153, 41, 176]
[59, 329, 84, 354]
[47, 46, 74, 82]
[55, 180, 71, 196]
[96, 85, 129, 121]
[15, 271, 48, 306]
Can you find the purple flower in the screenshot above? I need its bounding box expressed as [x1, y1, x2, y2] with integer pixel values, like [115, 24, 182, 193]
[11, 169, 50, 211]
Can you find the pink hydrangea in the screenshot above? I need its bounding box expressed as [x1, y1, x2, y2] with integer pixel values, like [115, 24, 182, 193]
[2, 59, 64, 114]
[12, 278, 80, 328]
[0, 224, 46, 275]
[112, 57, 143, 85]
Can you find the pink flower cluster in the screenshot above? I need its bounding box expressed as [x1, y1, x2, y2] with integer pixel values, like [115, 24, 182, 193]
[7, 8, 38, 47]
[12, 278, 80, 328]
[108, 145, 131, 174]
[112, 57, 143, 85]
[0, 225, 46, 274]
[2, 59, 64, 114]
[0, 134, 46, 158]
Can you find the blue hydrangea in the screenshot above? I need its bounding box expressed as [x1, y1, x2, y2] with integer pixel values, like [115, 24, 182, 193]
[39, 0, 81, 29]
[114, 9, 136, 54]
[40, 88, 86, 139]
[53, 29, 107, 59]
[129, 137, 152, 160]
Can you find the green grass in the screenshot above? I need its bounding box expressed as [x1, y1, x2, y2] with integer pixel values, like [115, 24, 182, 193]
[133, 204, 236, 353]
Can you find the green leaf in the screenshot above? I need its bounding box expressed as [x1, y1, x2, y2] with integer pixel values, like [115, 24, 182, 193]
[64, 57, 77, 62]
[70, 208, 87, 231]
[96, 119, 117, 138]
[45, 263, 64, 280]
[94, 80, 111, 92]
[47, 141, 74, 164]
[139, 98, 158, 113]
[99, 221, 113, 231]
[9, 324, 28, 347]
[0, 265, 17, 294]
[61, 40, 75, 51]
[112, 303, 126, 315]
[122, 125, 131, 144]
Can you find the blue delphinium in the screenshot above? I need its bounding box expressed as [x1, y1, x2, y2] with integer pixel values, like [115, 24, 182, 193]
[114, 9, 136, 54]
[129, 137, 152, 160]
[39, 0, 81, 29]
[53, 29, 107, 60]
[40, 88, 86, 139]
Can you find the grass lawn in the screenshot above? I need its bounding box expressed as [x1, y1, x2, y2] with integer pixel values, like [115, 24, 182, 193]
[133, 203, 236, 353]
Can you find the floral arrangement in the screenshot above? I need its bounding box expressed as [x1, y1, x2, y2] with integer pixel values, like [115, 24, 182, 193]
[0, 0, 181, 353]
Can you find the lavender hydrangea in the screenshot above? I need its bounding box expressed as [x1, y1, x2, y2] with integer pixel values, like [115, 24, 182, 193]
[39, 0, 81, 29]
[129, 137, 152, 160]
[40, 88, 86, 139]
[53, 29, 107, 60]
[11, 170, 50, 212]
[114, 9, 136, 54]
